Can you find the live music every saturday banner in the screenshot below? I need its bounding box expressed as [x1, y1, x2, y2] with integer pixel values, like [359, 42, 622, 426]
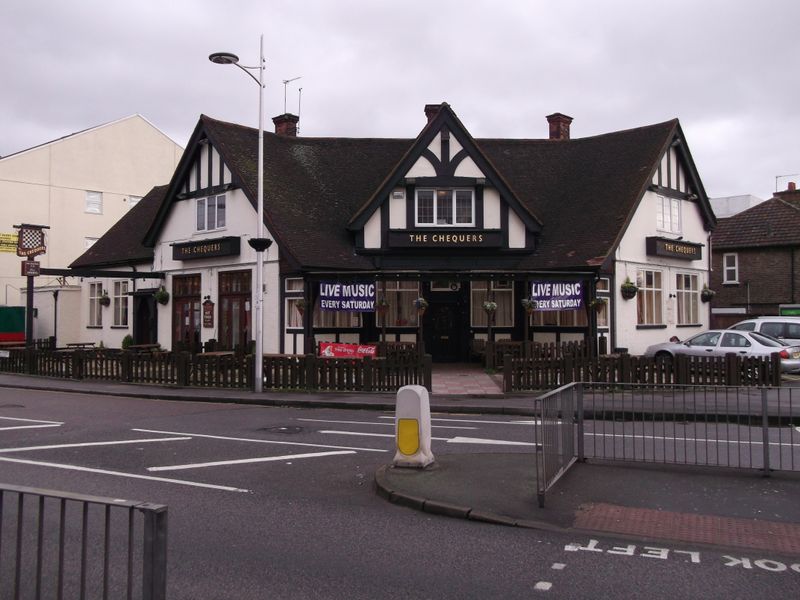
[319, 281, 376, 312]
[531, 280, 583, 311]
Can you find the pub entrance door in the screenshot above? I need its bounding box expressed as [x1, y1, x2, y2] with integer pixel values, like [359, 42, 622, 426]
[172, 275, 201, 352]
[423, 285, 468, 362]
[219, 270, 252, 351]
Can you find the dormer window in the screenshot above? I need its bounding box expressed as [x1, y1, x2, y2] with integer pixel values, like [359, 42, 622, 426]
[197, 194, 226, 231]
[415, 189, 474, 227]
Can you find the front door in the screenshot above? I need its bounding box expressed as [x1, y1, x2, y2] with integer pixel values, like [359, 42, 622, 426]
[423, 286, 467, 362]
[219, 271, 252, 351]
[172, 275, 201, 352]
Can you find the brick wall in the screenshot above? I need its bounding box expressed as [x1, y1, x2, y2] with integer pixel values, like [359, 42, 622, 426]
[710, 246, 800, 315]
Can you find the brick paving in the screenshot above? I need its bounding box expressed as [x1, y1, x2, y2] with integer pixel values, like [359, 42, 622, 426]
[574, 502, 800, 554]
[431, 363, 504, 396]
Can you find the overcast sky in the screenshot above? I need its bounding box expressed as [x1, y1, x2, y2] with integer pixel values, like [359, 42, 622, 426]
[1, 0, 797, 200]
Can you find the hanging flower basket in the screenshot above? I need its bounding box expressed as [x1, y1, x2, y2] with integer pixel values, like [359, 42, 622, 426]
[589, 297, 608, 312]
[700, 285, 715, 303]
[295, 298, 307, 316]
[413, 297, 428, 315]
[375, 296, 389, 314]
[98, 291, 111, 307]
[521, 298, 536, 314]
[154, 286, 170, 305]
[620, 278, 638, 300]
[482, 300, 498, 314]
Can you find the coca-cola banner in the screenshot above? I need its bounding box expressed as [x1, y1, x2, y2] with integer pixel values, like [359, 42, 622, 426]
[530, 280, 583, 311]
[319, 342, 377, 358]
[319, 281, 375, 312]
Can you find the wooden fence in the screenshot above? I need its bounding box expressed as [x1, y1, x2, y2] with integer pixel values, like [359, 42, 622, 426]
[503, 352, 782, 391]
[0, 348, 431, 392]
[479, 340, 586, 369]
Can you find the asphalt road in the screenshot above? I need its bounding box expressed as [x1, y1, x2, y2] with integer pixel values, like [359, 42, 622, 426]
[1, 387, 798, 599]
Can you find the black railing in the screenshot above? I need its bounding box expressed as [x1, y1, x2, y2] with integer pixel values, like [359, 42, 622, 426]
[0, 483, 167, 600]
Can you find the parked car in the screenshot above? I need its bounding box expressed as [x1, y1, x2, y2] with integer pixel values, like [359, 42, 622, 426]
[643, 329, 800, 373]
[728, 317, 800, 346]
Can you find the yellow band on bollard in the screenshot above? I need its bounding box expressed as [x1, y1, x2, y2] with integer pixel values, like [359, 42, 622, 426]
[397, 418, 420, 455]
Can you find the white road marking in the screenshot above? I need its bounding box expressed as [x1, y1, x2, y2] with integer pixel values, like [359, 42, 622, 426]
[319, 430, 536, 446]
[132, 428, 388, 453]
[0, 416, 63, 424]
[0, 436, 192, 453]
[586, 432, 799, 447]
[148, 450, 355, 472]
[0, 416, 64, 431]
[534, 582, 552, 591]
[0, 455, 249, 493]
[0, 424, 63, 432]
[551, 563, 566, 570]
[447, 436, 537, 447]
[378, 416, 538, 426]
[297, 418, 477, 430]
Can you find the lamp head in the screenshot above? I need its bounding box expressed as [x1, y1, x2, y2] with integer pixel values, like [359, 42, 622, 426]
[209, 52, 240, 65]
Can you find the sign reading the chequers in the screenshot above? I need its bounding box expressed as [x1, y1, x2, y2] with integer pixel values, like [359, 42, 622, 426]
[172, 237, 240, 261]
[388, 230, 503, 248]
[646, 237, 702, 261]
[319, 281, 376, 312]
[531, 280, 583, 311]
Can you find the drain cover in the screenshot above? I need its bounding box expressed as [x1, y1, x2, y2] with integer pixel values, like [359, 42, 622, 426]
[260, 425, 304, 434]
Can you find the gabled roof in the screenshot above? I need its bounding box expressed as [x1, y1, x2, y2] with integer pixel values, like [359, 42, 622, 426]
[712, 193, 800, 249]
[70, 185, 169, 269]
[347, 102, 542, 233]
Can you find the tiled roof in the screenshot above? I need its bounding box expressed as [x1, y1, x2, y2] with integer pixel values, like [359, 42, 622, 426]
[75, 113, 692, 273]
[69, 185, 168, 268]
[712, 194, 800, 249]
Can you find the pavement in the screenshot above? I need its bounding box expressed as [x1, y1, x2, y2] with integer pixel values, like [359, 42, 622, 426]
[2, 372, 800, 558]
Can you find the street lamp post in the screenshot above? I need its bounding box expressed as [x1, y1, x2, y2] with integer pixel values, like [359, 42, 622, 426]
[210, 35, 271, 393]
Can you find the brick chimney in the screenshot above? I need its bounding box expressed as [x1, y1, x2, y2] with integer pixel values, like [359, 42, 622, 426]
[424, 104, 442, 124]
[546, 113, 573, 141]
[272, 113, 299, 137]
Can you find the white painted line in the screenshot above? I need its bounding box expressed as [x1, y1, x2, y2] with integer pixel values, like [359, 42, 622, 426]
[148, 450, 356, 472]
[131, 428, 388, 453]
[378, 416, 538, 426]
[551, 563, 566, 570]
[0, 455, 249, 493]
[586, 432, 800, 448]
[297, 418, 477, 430]
[0, 436, 192, 453]
[447, 436, 537, 447]
[534, 581, 553, 591]
[319, 430, 535, 447]
[0, 416, 63, 425]
[0, 424, 63, 432]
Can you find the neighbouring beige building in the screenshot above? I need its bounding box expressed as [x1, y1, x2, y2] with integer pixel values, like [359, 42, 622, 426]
[0, 115, 183, 342]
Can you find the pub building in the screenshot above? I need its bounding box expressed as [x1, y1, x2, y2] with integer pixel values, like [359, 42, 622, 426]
[68, 103, 715, 359]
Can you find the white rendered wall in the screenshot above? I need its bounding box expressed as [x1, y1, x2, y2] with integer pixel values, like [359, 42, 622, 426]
[483, 188, 501, 229]
[364, 210, 382, 248]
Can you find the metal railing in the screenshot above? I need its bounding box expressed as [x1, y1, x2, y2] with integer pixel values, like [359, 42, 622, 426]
[0, 483, 167, 600]
[534, 384, 579, 508]
[535, 383, 800, 506]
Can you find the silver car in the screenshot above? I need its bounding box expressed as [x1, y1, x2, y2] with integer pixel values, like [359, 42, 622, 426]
[643, 329, 800, 373]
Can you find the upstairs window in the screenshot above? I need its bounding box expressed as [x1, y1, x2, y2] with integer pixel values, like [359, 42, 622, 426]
[197, 194, 226, 231]
[723, 253, 738, 284]
[656, 195, 681, 234]
[85, 191, 103, 214]
[416, 189, 474, 227]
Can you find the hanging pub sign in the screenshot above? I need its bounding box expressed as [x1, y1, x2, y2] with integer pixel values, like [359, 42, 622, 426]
[21, 260, 40, 277]
[319, 281, 376, 312]
[14, 224, 48, 257]
[530, 280, 583, 311]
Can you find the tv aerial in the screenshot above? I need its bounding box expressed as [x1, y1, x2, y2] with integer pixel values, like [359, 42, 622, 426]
[282, 76, 302, 114]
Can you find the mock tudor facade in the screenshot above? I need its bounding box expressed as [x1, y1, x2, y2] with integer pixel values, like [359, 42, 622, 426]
[68, 104, 715, 357]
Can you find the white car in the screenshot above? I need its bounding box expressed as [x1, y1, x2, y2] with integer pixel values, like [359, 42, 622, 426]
[643, 329, 800, 373]
[728, 317, 800, 346]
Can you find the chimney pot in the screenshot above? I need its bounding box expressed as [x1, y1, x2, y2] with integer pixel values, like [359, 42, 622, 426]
[546, 112, 573, 141]
[272, 113, 299, 137]
[789, 181, 797, 192]
[424, 104, 442, 124]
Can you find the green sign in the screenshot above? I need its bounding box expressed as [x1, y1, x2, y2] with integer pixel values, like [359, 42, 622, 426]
[779, 305, 800, 316]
